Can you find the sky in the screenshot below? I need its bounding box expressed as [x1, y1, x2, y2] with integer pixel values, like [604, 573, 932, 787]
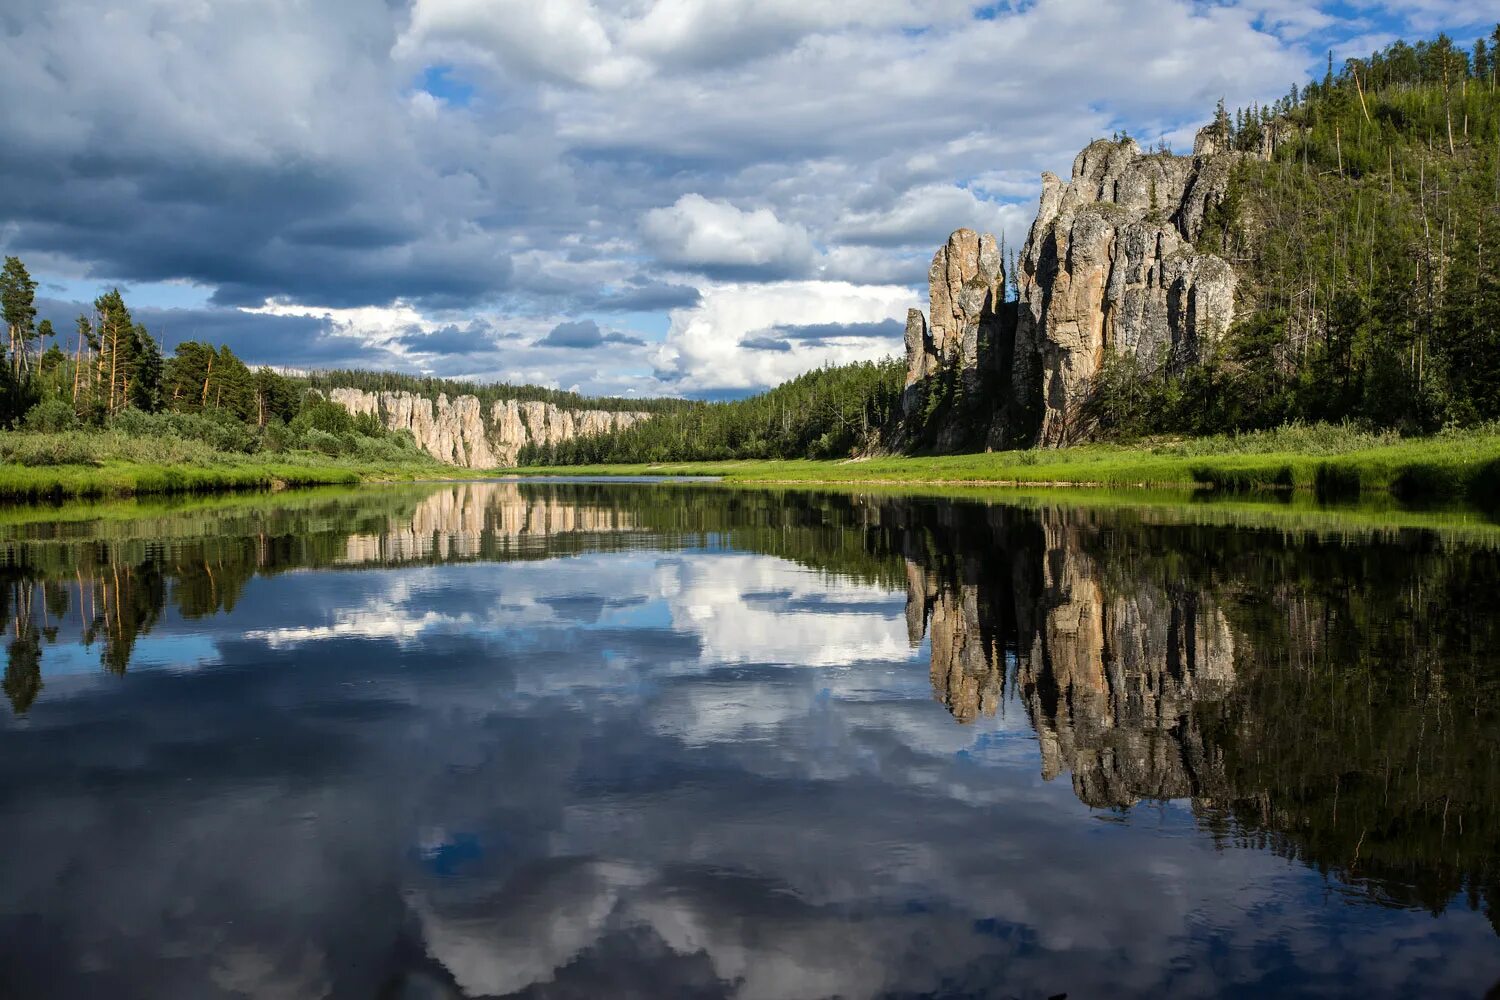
[2, 0, 1497, 400]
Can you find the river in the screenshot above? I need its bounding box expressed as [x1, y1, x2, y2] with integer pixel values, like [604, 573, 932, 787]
[1, 481, 1497, 998]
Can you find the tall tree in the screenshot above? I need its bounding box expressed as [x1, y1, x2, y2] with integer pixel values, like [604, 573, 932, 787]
[127, 323, 163, 412]
[1, 256, 38, 376]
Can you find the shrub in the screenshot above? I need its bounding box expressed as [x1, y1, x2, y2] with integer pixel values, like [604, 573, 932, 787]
[110, 408, 257, 453]
[292, 396, 355, 436]
[22, 398, 78, 433]
[0, 434, 99, 467]
[260, 418, 292, 453]
[302, 428, 343, 456]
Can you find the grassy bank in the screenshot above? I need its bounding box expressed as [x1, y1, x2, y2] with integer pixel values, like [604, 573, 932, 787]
[0, 428, 461, 502]
[516, 425, 1500, 503]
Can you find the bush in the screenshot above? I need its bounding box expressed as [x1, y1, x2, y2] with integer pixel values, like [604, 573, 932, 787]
[301, 428, 343, 456]
[260, 418, 292, 453]
[109, 407, 256, 453]
[0, 434, 99, 467]
[292, 396, 355, 436]
[22, 398, 78, 433]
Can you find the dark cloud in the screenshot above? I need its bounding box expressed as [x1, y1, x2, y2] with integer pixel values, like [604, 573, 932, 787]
[397, 322, 497, 356]
[35, 296, 405, 371]
[536, 319, 646, 349]
[740, 336, 792, 352]
[758, 319, 903, 346]
[594, 280, 702, 313]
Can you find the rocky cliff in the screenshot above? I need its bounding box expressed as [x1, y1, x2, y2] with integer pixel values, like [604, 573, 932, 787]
[901, 126, 1249, 448]
[325, 388, 651, 469]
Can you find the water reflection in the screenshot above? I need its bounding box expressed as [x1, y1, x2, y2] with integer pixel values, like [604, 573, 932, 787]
[0, 482, 1498, 997]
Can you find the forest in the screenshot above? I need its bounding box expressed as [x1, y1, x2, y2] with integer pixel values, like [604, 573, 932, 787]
[0, 263, 432, 465]
[517, 358, 906, 465]
[1090, 29, 1500, 437]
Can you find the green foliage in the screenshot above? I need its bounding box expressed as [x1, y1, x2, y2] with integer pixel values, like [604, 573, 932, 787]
[290, 395, 355, 435]
[22, 398, 78, 433]
[0, 434, 99, 467]
[110, 407, 259, 453]
[1092, 31, 1500, 443]
[519, 359, 906, 465]
[1, 256, 38, 372]
[162, 342, 254, 420]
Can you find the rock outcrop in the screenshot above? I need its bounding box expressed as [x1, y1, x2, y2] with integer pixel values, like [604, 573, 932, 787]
[326, 388, 651, 469]
[1016, 136, 1238, 446]
[899, 230, 1012, 451]
[899, 127, 1245, 448]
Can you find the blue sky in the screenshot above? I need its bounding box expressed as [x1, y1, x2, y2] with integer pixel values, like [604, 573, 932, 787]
[1, 0, 1496, 398]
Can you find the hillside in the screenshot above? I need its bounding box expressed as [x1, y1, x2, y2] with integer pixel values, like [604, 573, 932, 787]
[894, 31, 1500, 451]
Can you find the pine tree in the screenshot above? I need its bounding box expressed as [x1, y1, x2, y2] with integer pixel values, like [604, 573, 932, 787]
[92, 289, 135, 413]
[127, 324, 163, 412]
[1, 256, 38, 376]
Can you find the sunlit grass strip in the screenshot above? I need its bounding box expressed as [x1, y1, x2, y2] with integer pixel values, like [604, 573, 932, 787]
[513, 430, 1500, 503]
[0, 457, 475, 503]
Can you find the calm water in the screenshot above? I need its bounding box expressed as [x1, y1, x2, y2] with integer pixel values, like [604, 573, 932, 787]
[1, 482, 1498, 999]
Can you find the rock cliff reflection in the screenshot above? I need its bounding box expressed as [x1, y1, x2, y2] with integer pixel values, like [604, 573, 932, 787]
[0, 482, 1497, 997]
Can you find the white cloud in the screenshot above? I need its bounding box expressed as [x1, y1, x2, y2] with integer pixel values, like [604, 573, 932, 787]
[833, 184, 1030, 249]
[399, 0, 648, 89]
[652, 279, 914, 392]
[641, 195, 817, 274]
[10, 0, 1489, 396]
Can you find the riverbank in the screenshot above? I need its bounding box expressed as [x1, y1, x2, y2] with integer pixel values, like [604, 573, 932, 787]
[516, 426, 1500, 503]
[0, 429, 460, 502]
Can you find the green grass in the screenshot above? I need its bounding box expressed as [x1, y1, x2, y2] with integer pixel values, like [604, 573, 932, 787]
[0, 429, 471, 502]
[514, 425, 1500, 504]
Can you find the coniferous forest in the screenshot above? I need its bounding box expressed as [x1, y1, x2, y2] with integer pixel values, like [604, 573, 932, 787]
[1089, 30, 1500, 437]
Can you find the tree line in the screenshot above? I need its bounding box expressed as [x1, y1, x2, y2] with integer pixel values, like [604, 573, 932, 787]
[519, 358, 905, 465]
[0, 256, 417, 458]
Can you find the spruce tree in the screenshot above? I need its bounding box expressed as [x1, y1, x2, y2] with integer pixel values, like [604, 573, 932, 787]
[1, 256, 38, 376]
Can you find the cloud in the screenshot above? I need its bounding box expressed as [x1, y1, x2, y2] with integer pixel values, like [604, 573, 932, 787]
[773, 319, 904, 344]
[741, 336, 793, 352]
[33, 296, 402, 371]
[3, 0, 1481, 396]
[397, 322, 498, 356]
[652, 280, 913, 393]
[399, 0, 648, 89]
[592, 279, 703, 313]
[641, 195, 817, 278]
[833, 184, 1031, 249]
[536, 319, 647, 349]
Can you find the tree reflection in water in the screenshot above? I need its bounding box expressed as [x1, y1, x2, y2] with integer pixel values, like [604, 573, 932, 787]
[2, 481, 1498, 934]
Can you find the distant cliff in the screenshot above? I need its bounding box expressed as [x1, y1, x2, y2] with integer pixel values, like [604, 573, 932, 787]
[325, 388, 651, 469]
[899, 125, 1256, 450]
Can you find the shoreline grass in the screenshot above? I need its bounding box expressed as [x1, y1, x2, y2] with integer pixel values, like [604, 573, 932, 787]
[6, 425, 1498, 507]
[0, 428, 475, 503]
[513, 427, 1500, 504]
